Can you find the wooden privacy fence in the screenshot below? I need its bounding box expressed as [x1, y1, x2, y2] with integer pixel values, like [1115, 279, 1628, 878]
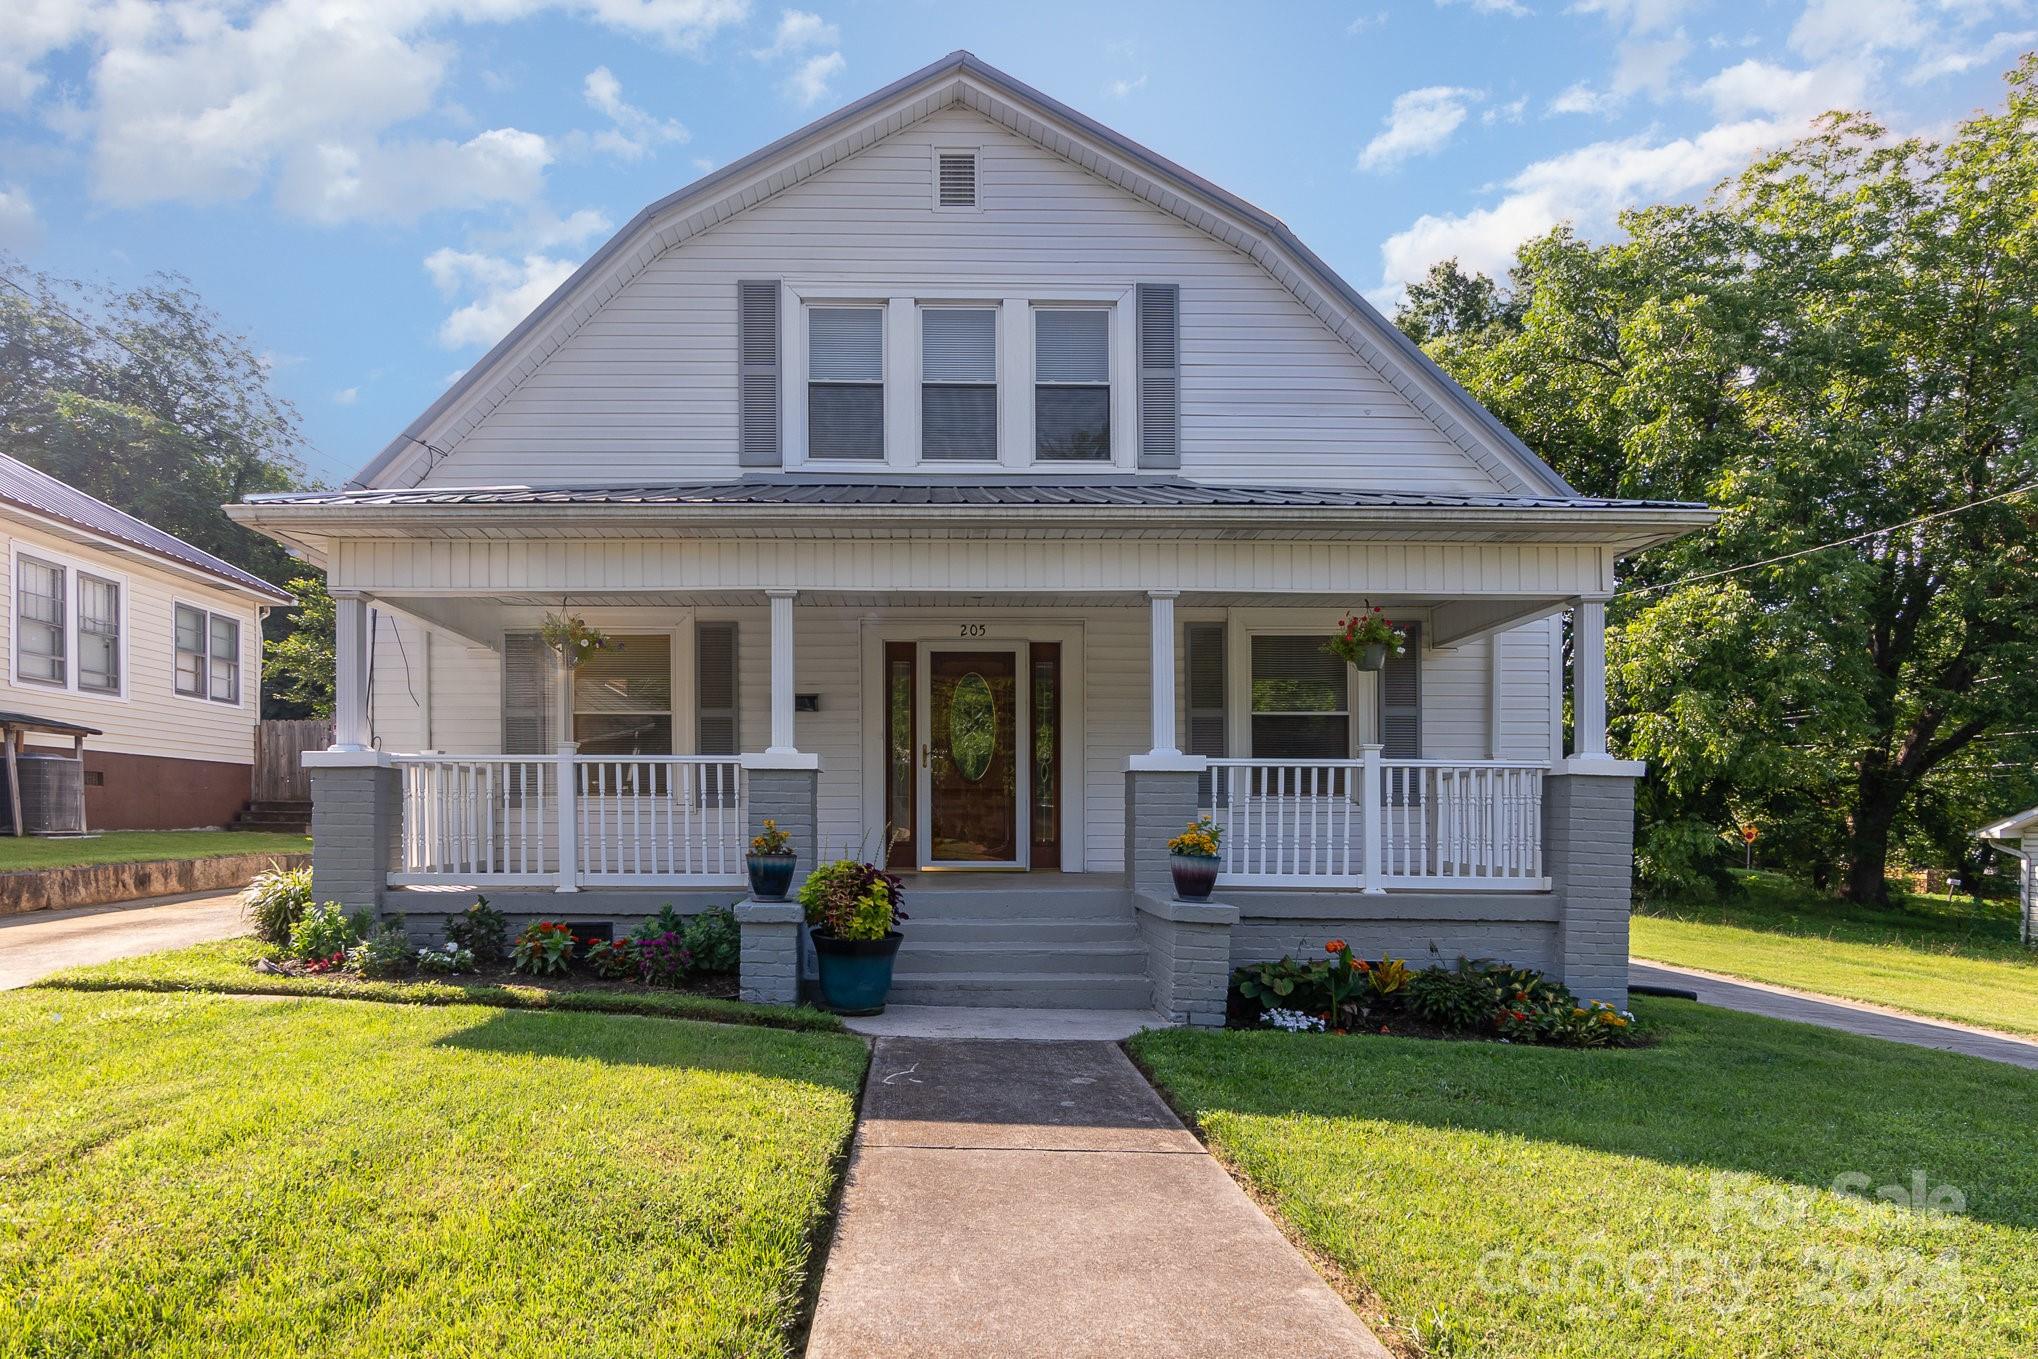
[254, 719, 333, 802]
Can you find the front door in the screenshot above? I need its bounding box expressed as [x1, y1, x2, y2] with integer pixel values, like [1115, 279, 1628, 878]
[917, 645, 1028, 868]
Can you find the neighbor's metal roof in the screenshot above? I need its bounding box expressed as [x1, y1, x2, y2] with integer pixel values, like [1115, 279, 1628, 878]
[244, 478, 1705, 513]
[0, 454, 292, 602]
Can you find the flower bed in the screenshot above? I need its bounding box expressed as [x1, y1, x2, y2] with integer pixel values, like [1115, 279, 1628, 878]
[1231, 940, 1641, 1047]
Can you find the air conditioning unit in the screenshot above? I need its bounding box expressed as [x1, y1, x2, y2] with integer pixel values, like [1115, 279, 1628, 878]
[1, 754, 86, 835]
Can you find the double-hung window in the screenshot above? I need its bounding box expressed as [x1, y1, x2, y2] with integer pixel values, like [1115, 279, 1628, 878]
[1034, 308, 1111, 460]
[77, 575, 120, 694]
[1248, 635, 1351, 759]
[175, 603, 240, 703]
[15, 556, 66, 686]
[808, 306, 885, 460]
[921, 307, 998, 460]
[571, 635, 674, 757]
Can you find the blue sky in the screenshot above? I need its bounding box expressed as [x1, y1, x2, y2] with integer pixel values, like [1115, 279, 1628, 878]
[2, 0, 2028, 486]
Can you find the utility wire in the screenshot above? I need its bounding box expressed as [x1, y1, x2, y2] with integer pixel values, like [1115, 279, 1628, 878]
[1622, 479, 2038, 597]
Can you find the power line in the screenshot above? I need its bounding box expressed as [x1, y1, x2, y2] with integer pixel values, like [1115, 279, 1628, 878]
[0, 267, 338, 474]
[1621, 479, 2038, 597]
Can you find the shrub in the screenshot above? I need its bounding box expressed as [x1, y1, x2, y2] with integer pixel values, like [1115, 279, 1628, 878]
[288, 902, 365, 962]
[798, 860, 903, 938]
[444, 896, 509, 967]
[636, 932, 693, 987]
[511, 921, 577, 976]
[346, 918, 414, 979]
[1232, 957, 1331, 1016]
[242, 865, 314, 947]
[629, 903, 687, 943]
[682, 905, 740, 975]
[414, 942, 474, 975]
[1405, 963, 1496, 1031]
[584, 937, 640, 981]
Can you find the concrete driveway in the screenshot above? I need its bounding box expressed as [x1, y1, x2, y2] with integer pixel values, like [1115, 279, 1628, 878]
[0, 892, 246, 990]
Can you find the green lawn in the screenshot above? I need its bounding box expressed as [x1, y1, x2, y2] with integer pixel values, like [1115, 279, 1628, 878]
[1634, 871, 2038, 1036]
[0, 987, 867, 1357]
[1134, 1001, 2038, 1359]
[35, 936, 845, 1032]
[0, 829, 309, 870]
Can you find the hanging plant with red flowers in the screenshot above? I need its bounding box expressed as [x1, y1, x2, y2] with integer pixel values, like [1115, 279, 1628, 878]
[1324, 604, 1408, 671]
[540, 612, 615, 668]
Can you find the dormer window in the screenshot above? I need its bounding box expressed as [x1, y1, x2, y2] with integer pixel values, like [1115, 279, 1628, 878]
[935, 149, 978, 209]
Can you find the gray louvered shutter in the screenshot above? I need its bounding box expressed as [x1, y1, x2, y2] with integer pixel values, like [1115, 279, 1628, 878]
[1379, 623, 1422, 758]
[696, 622, 739, 755]
[738, 281, 780, 466]
[502, 632, 557, 754]
[1185, 622, 1226, 803]
[1136, 283, 1180, 468]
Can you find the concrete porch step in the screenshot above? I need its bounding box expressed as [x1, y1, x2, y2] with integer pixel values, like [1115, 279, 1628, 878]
[886, 972, 1155, 1010]
[895, 941, 1149, 977]
[903, 917, 1142, 945]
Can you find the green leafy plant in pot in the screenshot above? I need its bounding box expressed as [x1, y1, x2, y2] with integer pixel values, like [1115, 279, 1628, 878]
[746, 818, 797, 901]
[1325, 604, 1407, 672]
[798, 859, 905, 1014]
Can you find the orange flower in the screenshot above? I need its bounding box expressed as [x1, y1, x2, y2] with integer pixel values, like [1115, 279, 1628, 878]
[1325, 939, 1346, 954]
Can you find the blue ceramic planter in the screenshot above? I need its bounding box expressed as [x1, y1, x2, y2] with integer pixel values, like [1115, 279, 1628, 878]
[747, 853, 796, 901]
[812, 930, 903, 1015]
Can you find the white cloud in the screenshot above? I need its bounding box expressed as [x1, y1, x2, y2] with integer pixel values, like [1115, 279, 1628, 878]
[15, 0, 747, 221]
[0, 185, 41, 251]
[753, 8, 839, 57]
[784, 51, 845, 107]
[1483, 94, 1529, 125]
[1907, 28, 2037, 84]
[1346, 10, 1389, 33]
[1548, 81, 1616, 116]
[333, 386, 360, 405]
[1108, 74, 1148, 99]
[1377, 116, 1796, 295]
[1791, 0, 1927, 61]
[1358, 85, 1483, 171]
[425, 248, 581, 349]
[1569, 0, 1696, 34]
[582, 65, 689, 160]
[1699, 58, 1872, 119]
[1435, 0, 1532, 16]
[1612, 30, 1692, 98]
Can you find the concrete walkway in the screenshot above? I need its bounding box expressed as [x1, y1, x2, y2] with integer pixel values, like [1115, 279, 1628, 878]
[0, 892, 245, 990]
[842, 1005, 1170, 1041]
[1632, 960, 2038, 1070]
[806, 1038, 1389, 1359]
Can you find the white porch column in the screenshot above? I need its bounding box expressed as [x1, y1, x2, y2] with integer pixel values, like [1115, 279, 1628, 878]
[331, 594, 370, 752]
[767, 588, 798, 755]
[1572, 596, 1610, 760]
[1146, 590, 1181, 757]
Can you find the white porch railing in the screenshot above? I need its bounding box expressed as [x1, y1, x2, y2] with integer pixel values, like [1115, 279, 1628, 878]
[392, 753, 747, 888]
[1206, 755, 1547, 890]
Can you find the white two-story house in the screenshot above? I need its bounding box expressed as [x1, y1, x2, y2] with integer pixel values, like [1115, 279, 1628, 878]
[231, 53, 1710, 1020]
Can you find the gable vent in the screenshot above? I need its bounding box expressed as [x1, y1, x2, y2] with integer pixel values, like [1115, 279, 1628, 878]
[937, 151, 978, 208]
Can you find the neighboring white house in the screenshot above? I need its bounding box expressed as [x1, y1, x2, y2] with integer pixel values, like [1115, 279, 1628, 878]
[0, 453, 292, 829]
[1977, 805, 2038, 947]
[230, 53, 1712, 1019]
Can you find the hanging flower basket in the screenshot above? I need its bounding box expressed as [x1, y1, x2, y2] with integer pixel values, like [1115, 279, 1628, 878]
[1325, 606, 1407, 672]
[540, 613, 615, 668]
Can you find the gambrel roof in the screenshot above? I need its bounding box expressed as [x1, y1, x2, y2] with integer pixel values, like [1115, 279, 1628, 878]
[357, 51, 1577, 498]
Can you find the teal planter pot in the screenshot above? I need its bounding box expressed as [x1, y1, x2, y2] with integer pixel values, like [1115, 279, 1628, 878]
[812, 930, 903, 1015]
[747, 853, 796, 901]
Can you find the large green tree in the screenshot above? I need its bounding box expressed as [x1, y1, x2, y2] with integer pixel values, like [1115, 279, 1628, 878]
[1400, 58, 2038, 903]
[0, 260, 327, 715]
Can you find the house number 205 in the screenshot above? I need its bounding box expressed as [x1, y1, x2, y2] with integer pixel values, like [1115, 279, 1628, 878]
[957, 623, 987, 638]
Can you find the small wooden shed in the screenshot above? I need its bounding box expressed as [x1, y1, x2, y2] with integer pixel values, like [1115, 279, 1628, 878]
[1977, 805, 2038, 948]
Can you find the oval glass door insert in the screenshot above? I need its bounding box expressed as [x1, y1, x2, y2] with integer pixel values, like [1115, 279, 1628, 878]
[949, 672, 997, 781]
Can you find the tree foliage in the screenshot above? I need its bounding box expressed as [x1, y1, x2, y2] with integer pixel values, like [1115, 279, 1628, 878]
[264, 576, 336, 718]
[1400, 59, 2038, 902]
[0, 259, 327, 714]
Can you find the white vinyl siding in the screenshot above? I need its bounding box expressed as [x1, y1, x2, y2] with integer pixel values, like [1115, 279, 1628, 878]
[410, 107, 1514, 494]
[0, 517, 261, 765]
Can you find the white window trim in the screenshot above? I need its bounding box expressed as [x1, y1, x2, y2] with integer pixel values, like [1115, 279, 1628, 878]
[931, 145, 983, 213]
[1221, 608, 1437, 758]
[9, 545, 130, 702]
[782, 282, 1134, 471]
[493, 610, 696, 756]
[917, 301, 1001, 464]
[170, 598, 250, 710]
